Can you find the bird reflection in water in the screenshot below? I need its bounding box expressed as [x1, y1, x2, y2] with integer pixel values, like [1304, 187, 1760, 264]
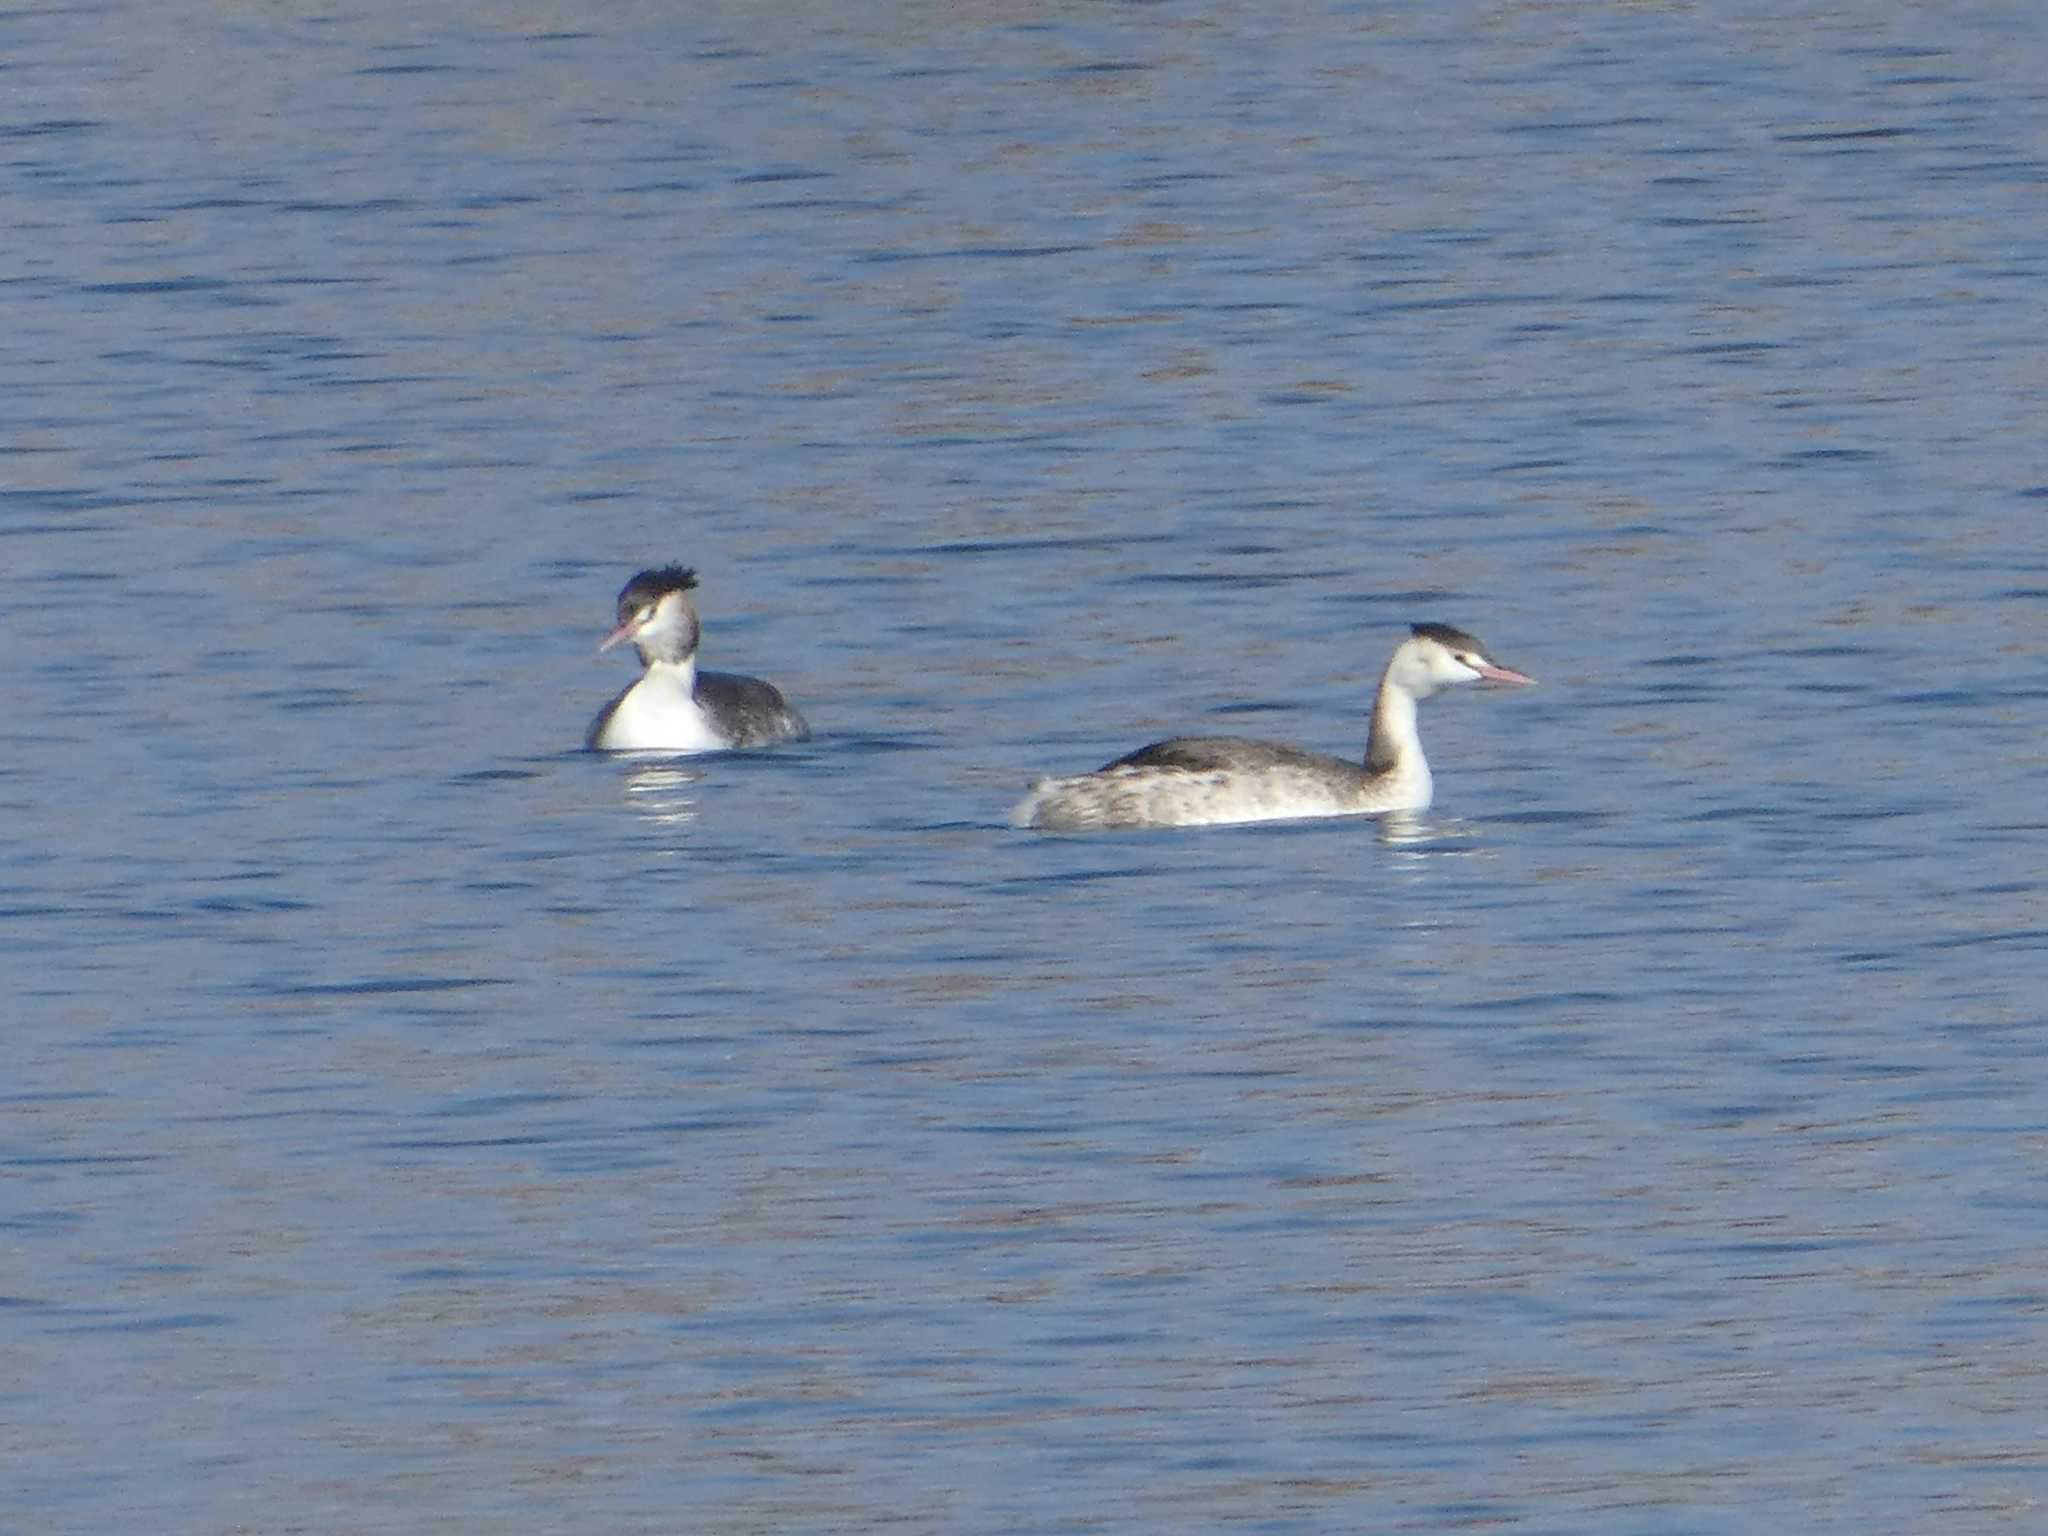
[622, 761, 704, 831]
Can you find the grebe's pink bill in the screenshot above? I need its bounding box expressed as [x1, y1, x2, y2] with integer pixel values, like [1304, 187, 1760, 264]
[586, 565, 809, 754]
[1012, 622, 1532, 831]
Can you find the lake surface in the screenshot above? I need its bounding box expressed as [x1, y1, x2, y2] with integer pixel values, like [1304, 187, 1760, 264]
[7, 2, 2048, 1531]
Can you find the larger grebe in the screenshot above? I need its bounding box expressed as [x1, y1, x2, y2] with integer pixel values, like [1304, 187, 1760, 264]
[1012, 622, 1532, 830]
[585, 566, 810, 752]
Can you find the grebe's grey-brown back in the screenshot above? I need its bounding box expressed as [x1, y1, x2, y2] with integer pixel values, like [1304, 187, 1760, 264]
[1012, 622, 1532, 830]
[585, 566, 809, 753]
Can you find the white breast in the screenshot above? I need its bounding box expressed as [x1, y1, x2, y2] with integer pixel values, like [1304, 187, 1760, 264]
[591, 665, 729, 752]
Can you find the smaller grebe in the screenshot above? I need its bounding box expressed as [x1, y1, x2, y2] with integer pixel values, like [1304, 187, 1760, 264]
[585, 566, 810, 752]
[1013, 622, 1532, 830]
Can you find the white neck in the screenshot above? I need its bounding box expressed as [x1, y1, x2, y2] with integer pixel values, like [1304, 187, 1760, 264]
[1364, 669, 1434, 808]
[638, 653, 698, 688]
[1366, 673, 1420, 772]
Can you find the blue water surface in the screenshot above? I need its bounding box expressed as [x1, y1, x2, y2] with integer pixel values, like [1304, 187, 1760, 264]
[6, 2, 2048, 1532]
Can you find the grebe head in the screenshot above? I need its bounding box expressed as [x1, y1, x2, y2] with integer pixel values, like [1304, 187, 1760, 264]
[1389, 622, 1536, 699]
[599, 565, 702, 666]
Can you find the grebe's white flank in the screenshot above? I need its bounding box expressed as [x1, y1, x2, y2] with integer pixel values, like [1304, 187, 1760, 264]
[585, 566, 810, 753]
[1012, 622, 1533, 831]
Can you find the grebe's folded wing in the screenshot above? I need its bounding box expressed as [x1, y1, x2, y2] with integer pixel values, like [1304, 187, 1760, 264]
[696, 669, 810, 746]
[1101, 737, 1342, 775]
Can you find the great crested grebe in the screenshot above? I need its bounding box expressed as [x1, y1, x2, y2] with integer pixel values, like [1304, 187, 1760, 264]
[1012, 622, 1533, 830]
[585, 566, 810, 752]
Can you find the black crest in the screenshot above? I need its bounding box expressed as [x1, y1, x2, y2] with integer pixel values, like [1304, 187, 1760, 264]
[1410, 621, 1483, 651]
[626, 564, 697, 597]
[616, 565, 699, 615]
